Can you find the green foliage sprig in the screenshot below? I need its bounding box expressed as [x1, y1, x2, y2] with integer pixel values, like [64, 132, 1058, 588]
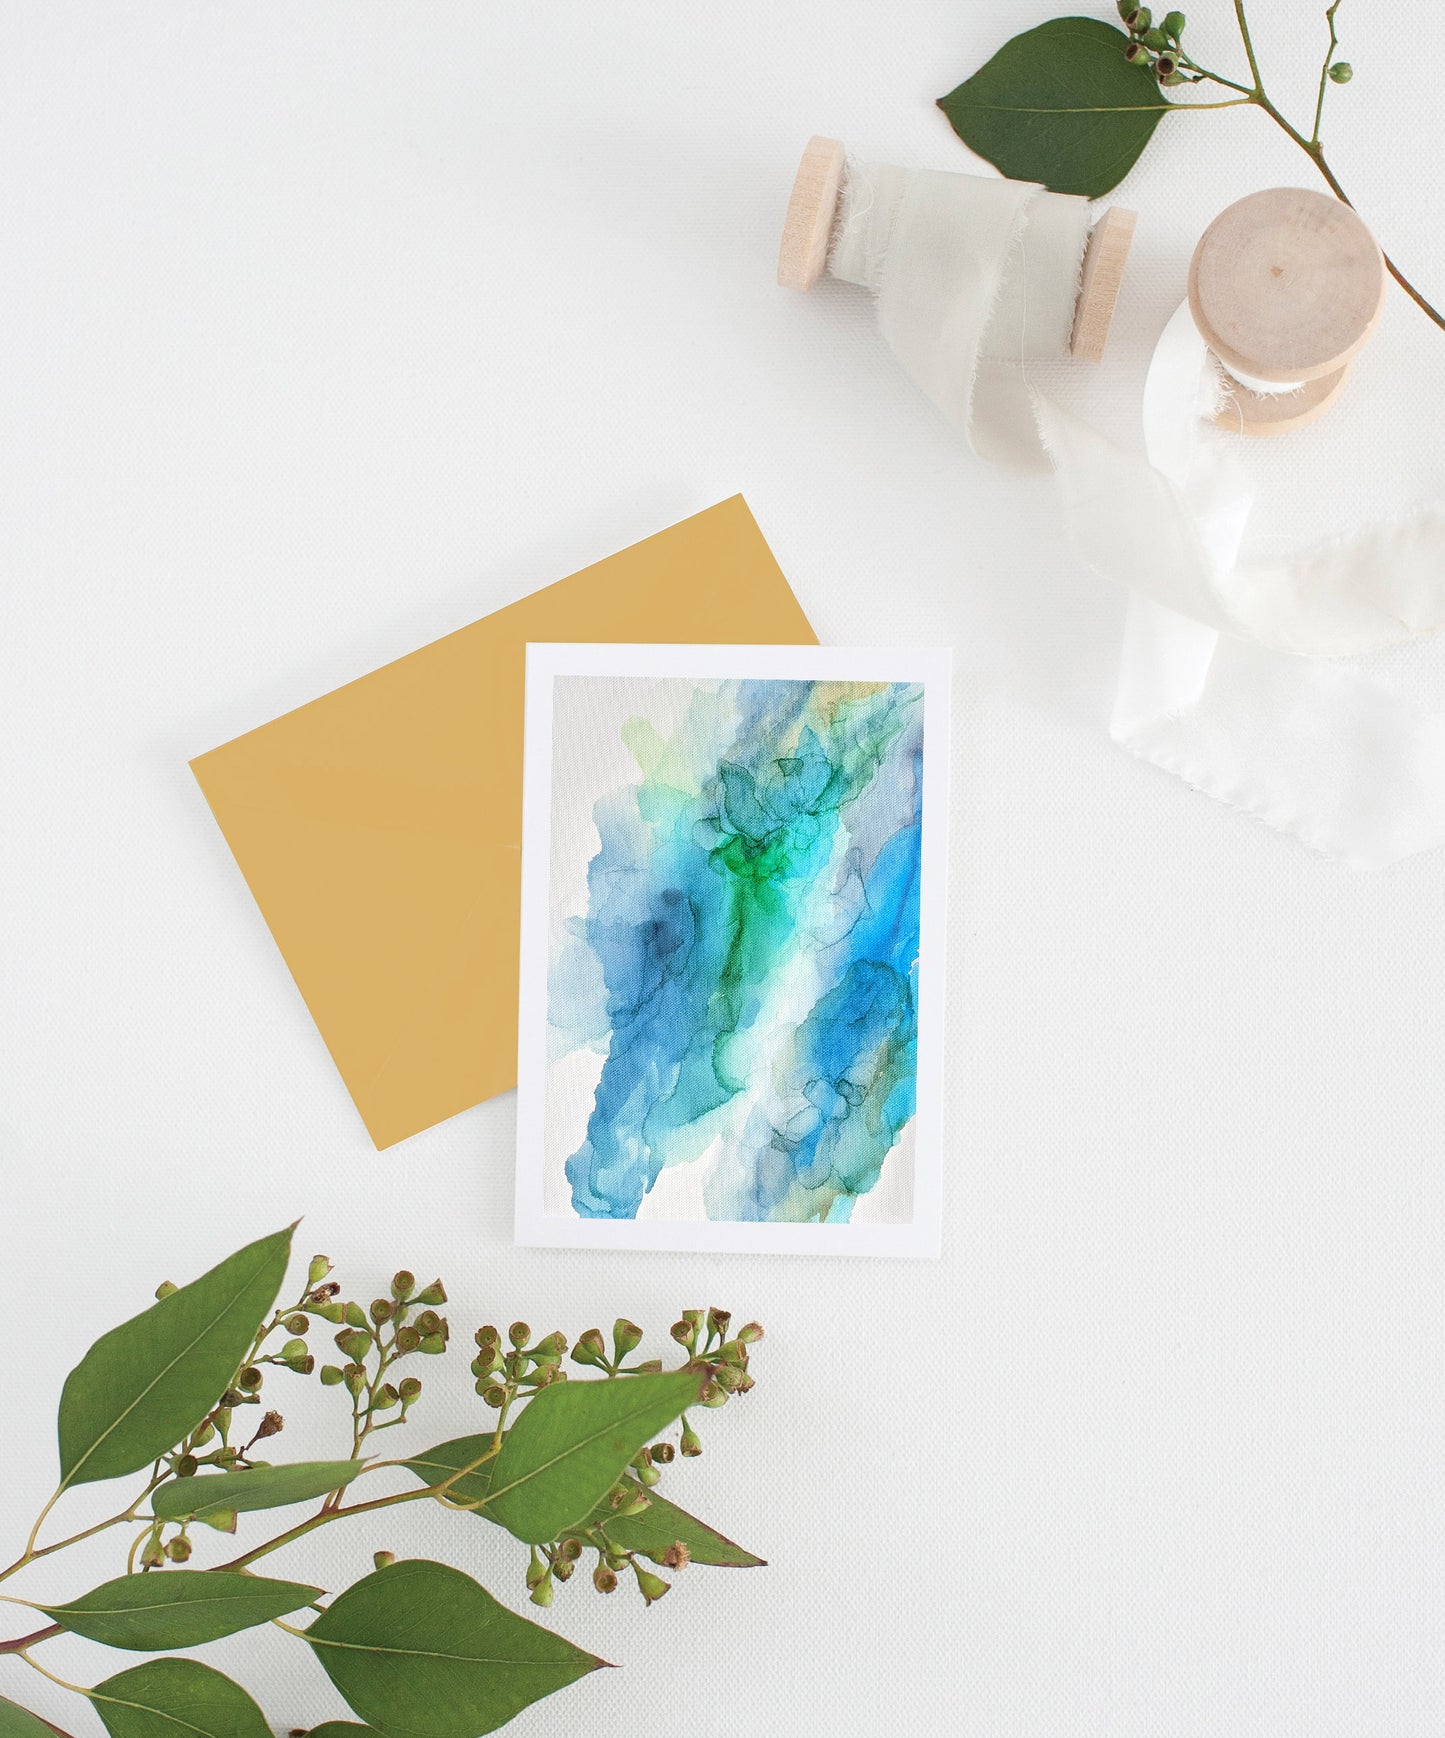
[0, 1228, 765, 1738]
[938, 3, 1444, 333]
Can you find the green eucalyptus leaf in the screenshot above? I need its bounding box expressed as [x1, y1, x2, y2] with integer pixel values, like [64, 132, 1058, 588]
[407, 1437, 763, 1566]
[938, 17, 1172, 198]
[57, 1227, 294, 1488]
[0, 1694, 60, 1738]
[303, 1559, 602, 1738]
[152, 1460, 364, 1521]
[580, 1480, 765, 1568]
[402, 1435, 496, 1508]
[483, 1371, 703, 1545]
[302, 1726, 381, 1738]
[37, 1569, 320, 1651]
[91, 1659, 271, 1738]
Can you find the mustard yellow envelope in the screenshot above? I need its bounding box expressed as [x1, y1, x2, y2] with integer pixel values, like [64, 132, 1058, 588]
[190, 498, 817, 1148]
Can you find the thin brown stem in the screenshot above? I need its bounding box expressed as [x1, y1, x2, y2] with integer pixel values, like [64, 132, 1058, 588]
[1312, 1, 1344, 145]
[1231, 0, 1263, 90]
[0, 1623, 64, 1656]
[214, 1440, 503, 1572]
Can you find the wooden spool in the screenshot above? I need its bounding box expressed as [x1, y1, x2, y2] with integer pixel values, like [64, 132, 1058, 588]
[776, 135, 1138, 365]
[1188, 186, 1387, 436]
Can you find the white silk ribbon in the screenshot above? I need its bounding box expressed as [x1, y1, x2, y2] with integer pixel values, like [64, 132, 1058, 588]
[828, 160, 1445, 867]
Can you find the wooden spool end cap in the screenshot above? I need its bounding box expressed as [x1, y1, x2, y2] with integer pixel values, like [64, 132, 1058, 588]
[1189, 186, 1386, 385]
[1070, 205, 1138, 364]
[1212, 361, 1353, 438]
[778, 135, 847, 291]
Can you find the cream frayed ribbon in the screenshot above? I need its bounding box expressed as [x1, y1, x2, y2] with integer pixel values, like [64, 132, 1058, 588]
[830, 160, 1445, 867]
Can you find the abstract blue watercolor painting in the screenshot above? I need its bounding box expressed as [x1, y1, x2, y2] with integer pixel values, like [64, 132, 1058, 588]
[541, 666, 929, 1230]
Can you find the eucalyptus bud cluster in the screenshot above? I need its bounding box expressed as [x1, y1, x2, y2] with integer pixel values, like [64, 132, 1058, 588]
[1117, 2, 1194, 86]
[471, 1321, 571, 1410]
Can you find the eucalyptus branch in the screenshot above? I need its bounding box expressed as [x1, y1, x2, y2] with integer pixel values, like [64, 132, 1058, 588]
[0, 1233, 767, 1738]
[1121, 3, 1445, 334]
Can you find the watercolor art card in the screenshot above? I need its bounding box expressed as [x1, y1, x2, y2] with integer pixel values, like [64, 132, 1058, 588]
[516, 644, 950, 1258]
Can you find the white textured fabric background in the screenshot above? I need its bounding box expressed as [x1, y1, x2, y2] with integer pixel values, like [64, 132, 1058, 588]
[2, 3, 1444, 1734]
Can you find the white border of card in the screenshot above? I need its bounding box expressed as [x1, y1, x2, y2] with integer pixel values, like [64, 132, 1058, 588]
[516, 643, 951, 1259]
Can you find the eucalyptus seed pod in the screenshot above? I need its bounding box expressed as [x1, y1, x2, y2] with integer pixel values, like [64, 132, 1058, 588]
[669, 1320, 693, 1345]
[593, 1564, 618, 1594]
[651, 1442, 675, 1465]
[307, 1255, 332, 1286]
[192, 1419, 216, 1447]
[344, 1301, 368, 1330]
[344, 1363, 367, 1396]
[633, 1565, 669, 1606]
[395, 1325, 421, 1354]
[374, 1550, 395, 1570]
[284, 1314, 309, 1335]
[237, 1366, 263, 1392]
[417, 1280, 447, 1306]
[572, 1327, 607, 1367]
[613, 1319, 643, 1358]
[309, 1301, 345, 1324]
[482, 1383, 508, 1408]
[197, 1508, 237, 1533]
[706, 1307, 731, 1338]
[319, 1364, 344, 1386]
[334, 1327, 372, 1362]
[166, 1535, 192, 1563]
[738, 1321, 765, 1344]
[174, 1453, 198, 1478]
[525, 1550, 548, 1590]
[369, 1298, 394, 1324]
[1329, 60, 1352, 82]
[391, 1270, 416, 1300]
[553, 1558, 574, 1582]
[214, 1406, 233, 1435]
[282, 1338, 307, 1361]
[418, 1332, 446, 1355]
[475, 1324, 500, 1348]
[154, 1281, 178, 1301]
[558, 1536, 584, 1563]
[679, 1421, 702, 1457]
[508, 1320, 532, 1348]
[398, 1376, 422, 1403]
[375, 1384, 400, 1409]
[529, 1573, 554, 1608]
[415, 1309, 443, 1337]
[1163, 9, 1186, 35]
